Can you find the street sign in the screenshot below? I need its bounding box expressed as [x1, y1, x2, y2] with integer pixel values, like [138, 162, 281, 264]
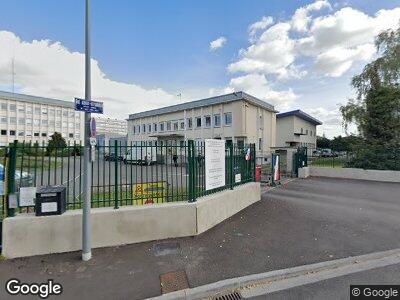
[74, 98, 103, 114]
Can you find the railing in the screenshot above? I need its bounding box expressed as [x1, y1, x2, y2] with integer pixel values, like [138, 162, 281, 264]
[0, 140, 256, 219]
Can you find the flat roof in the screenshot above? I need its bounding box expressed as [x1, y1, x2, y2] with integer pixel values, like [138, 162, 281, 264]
[0, 90, 74, 108]
[128, 91, 276, 120]
[276, 109, 322, 125]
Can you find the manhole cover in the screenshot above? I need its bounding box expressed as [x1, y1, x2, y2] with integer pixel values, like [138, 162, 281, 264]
[153, 242, 181, 257]
[214, 291, 242, 300]
[160, 270, 189, 294]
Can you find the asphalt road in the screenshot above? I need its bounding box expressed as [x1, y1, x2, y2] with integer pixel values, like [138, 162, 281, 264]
[1, 177, 399, 299]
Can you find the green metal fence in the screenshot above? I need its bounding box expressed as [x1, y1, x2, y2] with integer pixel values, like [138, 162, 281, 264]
[0, 140, 256, 220]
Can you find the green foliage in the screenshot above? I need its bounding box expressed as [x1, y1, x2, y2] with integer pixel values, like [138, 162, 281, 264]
[316, 136, 330, 149]
[46, 132, 67, 155]
[317, 135, 363, 152]
[345, 146, 400, 171]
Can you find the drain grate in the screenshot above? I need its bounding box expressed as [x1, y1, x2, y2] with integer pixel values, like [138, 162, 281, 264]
[213, 291, 242, 300]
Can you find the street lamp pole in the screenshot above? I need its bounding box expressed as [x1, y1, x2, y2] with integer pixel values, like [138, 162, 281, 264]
[82, 0, 92, 261]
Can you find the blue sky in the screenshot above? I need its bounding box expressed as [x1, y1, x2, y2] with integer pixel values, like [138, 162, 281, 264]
[1, 0, 400, 137]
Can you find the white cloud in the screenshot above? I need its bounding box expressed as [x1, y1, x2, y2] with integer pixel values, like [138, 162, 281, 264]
[291, 0, 331, 33]
[209, 37, 227, 51]
[248, 16, 274, 42]
[0, 31, 177, 119]
[211, 73, 298, 111]
[229, 2, 400, 80]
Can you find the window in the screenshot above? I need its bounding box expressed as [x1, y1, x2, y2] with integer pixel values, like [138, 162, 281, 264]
[301, 128, 304, 134]
[18, 118, 25, 125]
[26, 106, 32, 114]
[9, 104, 16, 111]
[259, 138, 263, 151]
[41, 133, 47, 137]
[159, 123, 164, 132]
[196, 117, 202, 128]
[69, 133, 74, 138]
[153, 123, 157, 132]
[204, 116, 211, 128]
[214, 115, 221, 127]
[49, 109, 55, 116]
[56, 110, 61, 116]
[34, 132, 39, 137]
[173, 122, 179, 131]
[42, 108, 48, 115]
[142, 124, 146, 133]
[180, 120, 185, 130]
[310, 130, 313, 136]
[63, 111, 68, 117]
[42, 119, 48, 126]
[136, 125, 140, 134]
[18, 105, 25, 113]
[1, 130, 7, 136]
[224, 112, 232, 126]
[69, 111, 74, 117]
[34, 107, 40, 115]
[10, 117, 16, 125]
[18, 131, 25, 137]
[26, 119, 32, 125]
[133, 125, 136, 134]
[56, 121, 61, 128]
[75, 133, 80, 139]
[75, 122, 80, 129]
[26, 131, 32, 137]
[49, 120, 55, 126]
[69, 123, 74, 128]
[0, 103, 7, 110]
[33, 119, 40, 126]
[187, 118, 192, 129]
[306, 129, 308, 135]
[10, 130, 16, 136]
[166, 121, 171, 131]
[0, 117, 7, 124]
[62, 121, 67, 128]
[148, 124, 151, 133]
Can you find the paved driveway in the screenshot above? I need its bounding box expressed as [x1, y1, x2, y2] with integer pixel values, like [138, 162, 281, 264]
[1, 177, 399, 299]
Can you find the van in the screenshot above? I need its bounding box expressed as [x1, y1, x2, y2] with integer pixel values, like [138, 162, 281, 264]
[123, 146, 157, 165]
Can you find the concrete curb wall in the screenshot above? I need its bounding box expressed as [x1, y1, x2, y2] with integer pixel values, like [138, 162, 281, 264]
[301, 167, 400, 182]
[2, 182, 260, 259]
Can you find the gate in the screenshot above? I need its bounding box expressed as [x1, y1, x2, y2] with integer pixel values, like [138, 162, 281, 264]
[293, 146, 308, 176]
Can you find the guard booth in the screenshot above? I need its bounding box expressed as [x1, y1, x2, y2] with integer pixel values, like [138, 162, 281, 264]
[293, 146, 308, 176]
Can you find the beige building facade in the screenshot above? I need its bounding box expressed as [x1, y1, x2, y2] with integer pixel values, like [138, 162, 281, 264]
[127, 92, 277, 160]
[276, 110, 322, 149]
[0, 91, 84, 146]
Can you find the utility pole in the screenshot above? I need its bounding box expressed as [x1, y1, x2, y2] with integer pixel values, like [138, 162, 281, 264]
[82, 0, 92, 261]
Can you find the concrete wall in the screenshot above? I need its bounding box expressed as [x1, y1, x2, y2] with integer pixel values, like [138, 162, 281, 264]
[299, 166, 400, 183]
[2, 182, 260, 259]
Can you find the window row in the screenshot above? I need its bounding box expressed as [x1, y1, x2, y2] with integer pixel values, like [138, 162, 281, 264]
[0, 130, 80, 139]
[0, 117, 80, 128]
[300, 128, 316, 137]
[0, 103, 80, 118]
[132, 112, 232, 135]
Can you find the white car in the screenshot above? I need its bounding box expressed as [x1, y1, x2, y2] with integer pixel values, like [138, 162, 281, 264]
[123, 147, 157, 165]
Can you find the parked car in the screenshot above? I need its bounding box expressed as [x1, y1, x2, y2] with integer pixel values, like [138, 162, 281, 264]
[104, 152, 120, 161]
[0, 164, 34, 188]
[123, 147, 157, 165]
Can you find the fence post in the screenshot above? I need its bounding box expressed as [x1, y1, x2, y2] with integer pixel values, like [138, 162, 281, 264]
[114, 140, 119, 209]
[6, 140, 18, 217]
[187, 140, 196, 202]
[252, 143, 256, 181]
[228, 141, 234, 189]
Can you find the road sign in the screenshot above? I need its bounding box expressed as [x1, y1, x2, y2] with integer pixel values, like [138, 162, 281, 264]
[74, 98, 103, 114]
[90, 117, 96, 138]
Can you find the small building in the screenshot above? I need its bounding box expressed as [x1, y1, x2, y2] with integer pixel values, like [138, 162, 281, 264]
[127, 92, 277, 162]
[0, 90, 84, 146]
[275, 109, 322, 149]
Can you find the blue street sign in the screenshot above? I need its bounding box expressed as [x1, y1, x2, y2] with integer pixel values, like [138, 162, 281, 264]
[74, 98, 104, 114]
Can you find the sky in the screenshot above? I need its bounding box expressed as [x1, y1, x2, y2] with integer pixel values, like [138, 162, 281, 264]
[0, 0, 400, 138]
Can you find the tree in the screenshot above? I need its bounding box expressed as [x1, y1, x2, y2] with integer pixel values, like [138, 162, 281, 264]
[46, 132, 67, 155]
[340, 26, 400, 144]
[316, 136, 330, 149]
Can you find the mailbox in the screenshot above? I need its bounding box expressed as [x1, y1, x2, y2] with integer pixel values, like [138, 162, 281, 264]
[35, 186, 66, 216]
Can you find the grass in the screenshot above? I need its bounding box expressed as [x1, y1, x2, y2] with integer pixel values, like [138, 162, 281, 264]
[309, 157, 347, 168]
[14, 157, 63, 170]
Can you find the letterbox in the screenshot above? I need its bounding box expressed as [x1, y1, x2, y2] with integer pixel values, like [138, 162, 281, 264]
[35, 186, 66, 216]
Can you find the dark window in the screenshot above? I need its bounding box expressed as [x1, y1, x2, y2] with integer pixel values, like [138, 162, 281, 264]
[42, 133, 47, 137]
[224, 112, 232, 126]
[196, 117, 202, 128]
[204, 116, 211, 127]
[69, 133, 73, 138]
[34, 132, 40, 137]
[1, 130, 7, 136]
[9, 130, 16, 136]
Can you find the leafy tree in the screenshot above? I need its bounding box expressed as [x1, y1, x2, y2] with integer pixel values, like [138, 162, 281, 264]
[340, 26, 400, 143]
[316, 136, 331, 149]
[46, 132, 67, 155]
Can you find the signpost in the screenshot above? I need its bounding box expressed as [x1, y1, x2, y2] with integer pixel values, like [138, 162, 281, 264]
[205, 139, 226, 190]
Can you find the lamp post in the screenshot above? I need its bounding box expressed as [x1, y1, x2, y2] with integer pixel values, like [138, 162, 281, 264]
[82, 0, 92, 261]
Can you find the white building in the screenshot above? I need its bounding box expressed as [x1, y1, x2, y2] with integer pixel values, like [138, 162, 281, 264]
[276, 110, 322, 149]
[127, 92, 277, 160]
[0, 91, 84, 146]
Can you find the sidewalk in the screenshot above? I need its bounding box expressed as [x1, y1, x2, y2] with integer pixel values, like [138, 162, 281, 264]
[1, 177, 399, 299]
